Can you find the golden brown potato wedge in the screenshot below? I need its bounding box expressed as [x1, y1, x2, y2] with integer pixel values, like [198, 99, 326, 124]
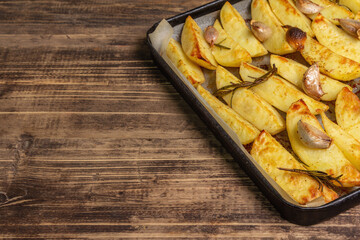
[287, 100, 360, 187]
[299, 36, 360, 81]
[355, 11, 360, 21]
[216, 66, 285, 135]
[339, 0, 360, 14]
[335, 87, 360, 141]
[220, 1, 268, 57]
[166, 38, 205, 86]
[335, 87, 360, 130]
[211, 20, 252, 67]
[270, 54, 352, 101]
[239, 62, 329, 114]
[197, 85, 260, 144]
[321, 111, 360, 171]
[251, 130, 337, 204]
[268, 0, 314, 37]
[181, 16, 218, 70]
[307, 0, 354, 24]
[312, 14, 360, 64]
[251, 0, 295, 55]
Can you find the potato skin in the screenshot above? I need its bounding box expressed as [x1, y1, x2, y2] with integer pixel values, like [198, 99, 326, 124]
[181, 16, 218, 70]
[166, 38, 205, 87]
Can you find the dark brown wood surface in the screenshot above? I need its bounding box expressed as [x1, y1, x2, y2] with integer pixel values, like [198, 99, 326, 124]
[0, 0, 359, 239]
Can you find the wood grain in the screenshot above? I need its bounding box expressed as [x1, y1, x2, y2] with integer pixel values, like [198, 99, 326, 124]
[0, 0, 360, 239]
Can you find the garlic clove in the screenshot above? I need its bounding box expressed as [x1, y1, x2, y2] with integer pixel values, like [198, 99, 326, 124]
[250, 20, 272, 42]
[302, 63, 325, 100]
[297, 120, 332, 149]
[336, 18, 360, 40]
[286, 27, 307, 51]
[204, 26, 219, 46]
[295, 0, 323, 15]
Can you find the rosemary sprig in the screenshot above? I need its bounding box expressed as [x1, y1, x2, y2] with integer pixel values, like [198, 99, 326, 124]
[278, 168, 343, 192]
[213, 65, 277, 107]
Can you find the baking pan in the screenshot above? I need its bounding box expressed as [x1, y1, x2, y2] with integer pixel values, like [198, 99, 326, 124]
[146, 0, 360, 225]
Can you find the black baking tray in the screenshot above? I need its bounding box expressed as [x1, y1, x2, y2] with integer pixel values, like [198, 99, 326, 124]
[146, 0, 360, 225]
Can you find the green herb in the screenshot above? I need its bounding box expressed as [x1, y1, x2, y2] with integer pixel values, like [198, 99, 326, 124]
[213, 65, 277, 107]
[278, 168, 343, 192]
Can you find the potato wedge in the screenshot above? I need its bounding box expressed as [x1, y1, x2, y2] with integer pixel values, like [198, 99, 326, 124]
[355, 11, 360, 21]
[346, 124, 360, 142]
[312, 14, 360, 64]
[220, 1, 268, 57]
[287, 100, 360, 187]
[239, 62, 329, 114]
[216, 66, 285, 135]
[251, 0, 295, 55]
[339, 0, 360, 14]
[335, 87, 360, 130]
[321, 111, 360, 171]
[181, 16, 218, 70]
[307, 0, 354, 24]
[197, 85, 260, 144]
[251, 130, 337, 204]
[268, 0, 314, 37]
[211, 19, 252, 67]
[299, 36, 360, 81]
[166, 38, 205, 86]
[270, 54, 352, 101]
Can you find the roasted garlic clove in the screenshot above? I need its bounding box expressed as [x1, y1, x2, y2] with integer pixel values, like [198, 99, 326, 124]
[295, 0, 323, 15]
[297, 120, 332, 149]
[250, 20, 272, 42]
[336, 18, 360, 40]
[286, 27, 307, 51]
[302, 63, 325, 100]
[204, 26, 219, 46]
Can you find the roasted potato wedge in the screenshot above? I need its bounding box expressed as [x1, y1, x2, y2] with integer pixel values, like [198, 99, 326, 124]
[251, 0, 295, 55]
[299, 36, 360, 81]
[270, 54, 352, 101]
[307, 0, 354, 24]
[355, 11, 360, 21]
[211, 19, 252, 67]
[166, 38, 205, 86]
[268, 0, 314, 37]
[197, 85, 260, 144]
[239, 62, 328, 114]
[335, 87, 360, 141]
[339, 0, 360, 14]
[287, 100, 360, 187]
[312, 14, 360, 64]
[321, 111, 360, 171]
[216, 66, 285, 135]
[251, 130, 337, 204]
[220, 1, 268, 57]
[181, 16, 218, 70]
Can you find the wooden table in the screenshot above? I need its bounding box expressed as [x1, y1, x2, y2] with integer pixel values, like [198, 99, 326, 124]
[0, 0, 359, 238]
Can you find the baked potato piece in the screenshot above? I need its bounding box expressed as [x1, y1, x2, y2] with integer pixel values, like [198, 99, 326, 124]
[335, 87, 360, 141]
[321, 111, 360, 171]
[197, 85, 260, 144]
[251, 130, 338, 204]
[251, 0, 295, 55]
[299, 36, 360, 81]
[270, 54, 352, 101]
[166, 38, 205, 86]
[312, 14, 360, 64]
[268, 0, 314, 37]
[220, 1, 268, 57]
[211, 19, 252, 67]
[239, 62, 329, 114]
[181, 16, 218, 70]
[287, 100, 360, 187]
[216, 66, 285, 135]
[339, 0, 360, 14]
[307, 0, 354, 25]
